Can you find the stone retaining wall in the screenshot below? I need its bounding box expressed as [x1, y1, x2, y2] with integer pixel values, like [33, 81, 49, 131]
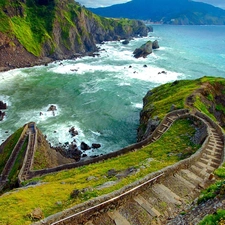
[0, 124, 28, 182]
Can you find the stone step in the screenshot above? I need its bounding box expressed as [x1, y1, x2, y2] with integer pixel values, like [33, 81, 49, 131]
[208, 141, 223, 148]
[152, 184, 183, 206]
[166, 117, 174, 123]
[202, 154, 221, 164]
[91, 213, 116, 225]
[108, 211, 130, 225]
[118, 200, 152, 225]
[196, 161, 215, 172]
[199, 157, 219, 168]
[159, 125, 168, 132]
[190, 165, 211, 180]
[205, 149, 222, 158]
[134, 195, 160, 218]
[162, 174, 197, 200]
[141, 188, 174, 218]
[179, 169, 204, 187]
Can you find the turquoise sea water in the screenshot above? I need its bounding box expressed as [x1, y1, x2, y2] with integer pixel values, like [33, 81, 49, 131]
[0, 25, 225, 156]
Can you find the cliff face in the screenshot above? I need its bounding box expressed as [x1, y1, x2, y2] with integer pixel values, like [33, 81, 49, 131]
[0, 0, 150, 71]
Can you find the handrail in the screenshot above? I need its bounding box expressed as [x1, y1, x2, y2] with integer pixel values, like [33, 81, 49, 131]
[51, 172, 164, 225]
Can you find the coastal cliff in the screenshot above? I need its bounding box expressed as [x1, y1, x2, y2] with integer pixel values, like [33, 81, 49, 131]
[0, 0, 149, 71]
[138, 76, 225, 141]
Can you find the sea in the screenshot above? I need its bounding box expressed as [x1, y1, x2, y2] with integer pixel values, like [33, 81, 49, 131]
[0, 25, 225, 157]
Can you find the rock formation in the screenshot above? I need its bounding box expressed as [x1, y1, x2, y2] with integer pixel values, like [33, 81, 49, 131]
[133, 40, 159, 58]
[0, 101, 7, 121]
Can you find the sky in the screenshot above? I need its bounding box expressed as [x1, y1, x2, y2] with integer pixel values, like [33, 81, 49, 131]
[77, 0, 225, 9]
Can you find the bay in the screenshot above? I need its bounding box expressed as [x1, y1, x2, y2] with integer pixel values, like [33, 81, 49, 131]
[0, 25, 225, 156]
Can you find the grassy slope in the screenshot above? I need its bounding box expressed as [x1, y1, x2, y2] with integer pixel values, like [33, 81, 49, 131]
[139, 76, 225, 137]
[0, 118, 198, 224]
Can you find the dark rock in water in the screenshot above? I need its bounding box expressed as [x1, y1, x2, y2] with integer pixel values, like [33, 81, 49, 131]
[0, 101, 7, 121]
[133, 40, 159, 59]
[47, 104, 57, 111]
[133, 41, 153, 58]
[0, 101, 7, 110]
[69, 127, 78, 137]
[68, 143, 82, 161]
[143, 64, 147, 68]
[122, 39, 130, 45]
[129, 65, 132, 68]
[92, 143, 101, 149]
[81, 141, 91, 150]
[0, 111, 5, 121]
[90, 155, 99, 158]
[82, 154, 88, 158]
[158, 70, 167, 75]
[152, 40, 159, 49]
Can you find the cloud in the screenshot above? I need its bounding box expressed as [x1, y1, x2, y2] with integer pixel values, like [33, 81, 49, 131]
[76, 0, 131, 8]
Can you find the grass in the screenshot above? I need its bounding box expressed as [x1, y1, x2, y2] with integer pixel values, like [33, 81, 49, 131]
[197, 162, 225, 224]
[0, 118, 198, 224]
[0, 127, 23, 174]
[198, 209, 225, 225]
[142, 79, 200, 120]
[139, 76, 225, 138]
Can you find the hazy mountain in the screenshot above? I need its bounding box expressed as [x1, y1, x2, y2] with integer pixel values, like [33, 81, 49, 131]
[89, 0, 225, 25]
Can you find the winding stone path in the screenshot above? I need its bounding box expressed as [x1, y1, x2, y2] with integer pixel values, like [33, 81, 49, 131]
[34, 110, 224, 225]
[1, 109, 224, 224]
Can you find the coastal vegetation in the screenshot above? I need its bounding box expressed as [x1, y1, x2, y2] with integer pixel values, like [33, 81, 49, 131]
[138, 76, 225, 140]
[0, 0, 149, 70]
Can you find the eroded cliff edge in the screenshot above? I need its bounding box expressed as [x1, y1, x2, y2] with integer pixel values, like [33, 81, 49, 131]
[138, 76, 225, 141]
[0, 0, 150, 71]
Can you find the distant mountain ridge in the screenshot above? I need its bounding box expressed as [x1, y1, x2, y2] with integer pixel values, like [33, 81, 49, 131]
[89, 0, 225, 25]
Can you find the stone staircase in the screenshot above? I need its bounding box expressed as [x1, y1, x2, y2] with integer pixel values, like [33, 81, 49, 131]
[42, 111, 224, 225]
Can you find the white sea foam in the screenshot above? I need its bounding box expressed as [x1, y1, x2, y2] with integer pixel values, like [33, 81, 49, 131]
[0, 68, 24, 84]
[0, 128, 13, 144]
[12, 104, 61, 127]
[0, 95, 11, 107]
[43, 121, 85, 147]
[132, 103, 143, 109]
